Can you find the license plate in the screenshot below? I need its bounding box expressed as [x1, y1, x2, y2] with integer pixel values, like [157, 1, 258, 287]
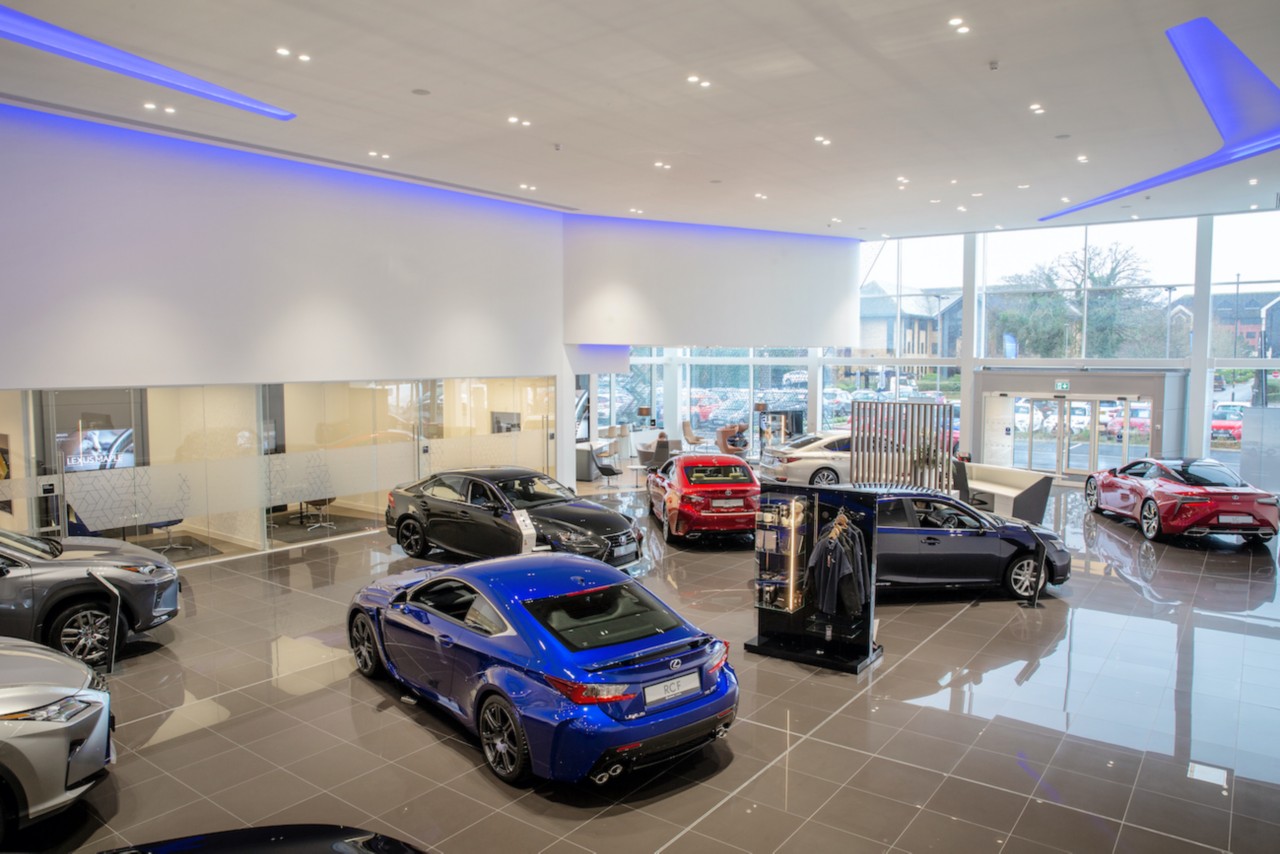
[644, 672, 700, 705]
[614, 541, 637, 557]
[1219, 514, 1252, 524]
[713, 499, 742, 508]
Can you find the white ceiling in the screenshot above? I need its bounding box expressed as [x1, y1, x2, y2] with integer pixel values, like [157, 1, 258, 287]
[2, 0, 1278, 239]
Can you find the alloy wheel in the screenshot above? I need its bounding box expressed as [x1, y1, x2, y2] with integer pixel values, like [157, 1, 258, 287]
[398, 519, 424, 556]
[1084, 478, 1098, 511]
[811, 468, 839, 486]
[60, 609, 112, 666]
[1007, 557, 1039, 599]
[480, 702, 520, 777]
[1141, 501, 1161, 540]
[350, 614, 378, 675]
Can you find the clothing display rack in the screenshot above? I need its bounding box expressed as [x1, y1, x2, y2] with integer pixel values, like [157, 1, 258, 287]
[746, 484, 883, 674]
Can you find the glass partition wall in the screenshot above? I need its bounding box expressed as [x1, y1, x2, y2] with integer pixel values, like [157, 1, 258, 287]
[0, 377, 555, 562]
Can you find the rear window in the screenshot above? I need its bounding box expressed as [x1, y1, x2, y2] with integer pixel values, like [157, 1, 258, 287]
[523, 582, 682, 651]
[783, 434, 824, 449]
[683, 464, 754, 485]
[1171, 462, 1244, 487]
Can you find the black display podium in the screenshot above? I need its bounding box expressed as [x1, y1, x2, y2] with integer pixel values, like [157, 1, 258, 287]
[746, 483, 883, 674]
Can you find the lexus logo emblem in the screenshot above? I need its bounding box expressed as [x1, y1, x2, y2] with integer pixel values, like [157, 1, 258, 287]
[669, 659, 682, 670]
[725, 489, 732, 496]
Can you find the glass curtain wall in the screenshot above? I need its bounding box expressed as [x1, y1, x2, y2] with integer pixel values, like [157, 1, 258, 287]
[0, 376, 555, 561]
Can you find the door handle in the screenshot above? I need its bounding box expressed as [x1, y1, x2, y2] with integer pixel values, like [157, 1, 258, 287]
[438, 635, 455, 648]
[922, 537, 941, 546]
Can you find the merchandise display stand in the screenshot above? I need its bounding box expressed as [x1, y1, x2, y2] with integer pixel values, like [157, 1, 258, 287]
[746, 483, 883, 674]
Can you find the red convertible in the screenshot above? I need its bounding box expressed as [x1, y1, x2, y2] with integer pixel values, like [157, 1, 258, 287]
[646, 454, 759, 542]
[1085, 457, 1278, 544]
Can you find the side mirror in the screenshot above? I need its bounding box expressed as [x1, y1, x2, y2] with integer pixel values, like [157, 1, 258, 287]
[1108, 468, 1117, 475]
[482, 500, 504, 515]
[390, 589, 408, 606]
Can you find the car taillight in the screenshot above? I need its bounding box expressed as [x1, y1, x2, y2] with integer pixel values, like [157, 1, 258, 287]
[706, 641, 730, 675]
[1259, 496, 1278, 506]
[544, 675, 637, 705]
[683, 494, 708, 506]
[782, 456, 802, 464]
[387, 491, 395, 509]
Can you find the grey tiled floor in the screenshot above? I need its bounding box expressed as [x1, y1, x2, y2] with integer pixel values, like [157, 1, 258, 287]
[15, 487, 1280, 853]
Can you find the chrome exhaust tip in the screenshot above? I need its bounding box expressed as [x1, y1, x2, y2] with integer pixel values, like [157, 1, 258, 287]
[715, 726, 729, 739]
[609, 763, 624, 776]
[592, 772, 611, 785]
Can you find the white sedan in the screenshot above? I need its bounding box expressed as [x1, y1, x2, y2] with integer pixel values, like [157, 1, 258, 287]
[759, 432, 851, 485]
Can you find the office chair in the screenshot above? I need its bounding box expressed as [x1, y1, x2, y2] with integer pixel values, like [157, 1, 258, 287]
[591, 444, 622, 489]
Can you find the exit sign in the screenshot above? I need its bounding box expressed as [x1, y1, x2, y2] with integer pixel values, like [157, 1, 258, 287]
[1054, 380, 1070, 391]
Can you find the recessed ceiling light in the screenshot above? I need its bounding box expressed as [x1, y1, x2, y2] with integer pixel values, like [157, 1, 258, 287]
[380, 153, 389, 159]
[143, 102, 156, 110]
[508, 116, 518, 123]
[754, 193, 768, 199]
[1017, 184, 1031, 189]
[163, 106, 175, 114]
[276, 47, 290, 56]
[929, 199, 941, 203]
[687, 75, 700, 83]
[1061, 196, 1071, 203]
[815, 136, 824, 142]
[700, 80, 711, 88]
[949, 17, 964, 26]
[971, 192, 983, 197]
[298, 54, 311, 62]
[1029, 103, 1041, 110]
[521, 120, 531, 126]
[896, 176, 909, 183]
[881, 233, 891, 238]
[1077, 155, 1089, 163]
[956, 26, 970, 33]
[831, 217, 843, 223]
[1250, 203, 1259, 210]
[1248, 178, 1258, 185]
[957, 205, 967, 212]
[520, 184, 530, 189]
[368, 151, 378, 157]
[1131, 215, 1140, 220]
[950, 179, 958, 185]
[995, 224, 1004, 230]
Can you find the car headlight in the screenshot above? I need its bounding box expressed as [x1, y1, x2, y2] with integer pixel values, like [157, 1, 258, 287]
[117, 563, 166, 575]
[550, 529, 598, 547]
[0, 697, 90, 723]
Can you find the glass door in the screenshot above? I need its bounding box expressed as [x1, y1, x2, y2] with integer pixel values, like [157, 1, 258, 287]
[1062, 400, 1096, 475]
[1027, 398, 1059, 475]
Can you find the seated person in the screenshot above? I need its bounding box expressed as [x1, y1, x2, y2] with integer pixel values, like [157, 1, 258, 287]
[726, 423, 748, 449]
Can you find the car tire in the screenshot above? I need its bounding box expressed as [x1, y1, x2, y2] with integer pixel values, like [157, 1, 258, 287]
[1003, 555, 1042, 600]
[662, 510, 680, 544]
[1084, 477, 1100, 512]
[1140, 499, 1162, 541]
[48, 601, 126, 667]
[0, 780, 14, 850]
[648, 495, 658, 518]
[396, 517, 429, 558]
[478, 694, 531, 785]
[810, 468, 840, 486]
[349, 612, 385, 679]
[1245, 534, 1270, 547]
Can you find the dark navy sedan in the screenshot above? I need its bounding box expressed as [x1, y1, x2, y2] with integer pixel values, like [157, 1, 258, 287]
[348, 553, 738, 785]
[874, 489, 1071, 599]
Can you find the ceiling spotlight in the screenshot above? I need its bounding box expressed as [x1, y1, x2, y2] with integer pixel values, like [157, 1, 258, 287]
[822, 139, 831, 145]
[380, 153, 389, 159]
[971, 192, 983, 197]
[956, 26, 970, 33]
[948, 17, 963, 26]
[687, 75, 700, 83]
[508, 116, 518, 123]
[754, 193, 768, 199]
[1248, 178, 1259, 185]
[1017, 184, 1031, 189]
[881, 233, 891, 238]
[1250, 204, 1259, 210]
[1029, 103, 1041, 110]
[276, 47, 290, 56]
[700, 80, 710, 88]
[368, 151, 378, 157]
[929, 199, 941, 204]
[1131, 215, 1140, 220]
[957, 205, 967, 212]
[143, 102, 156, 110]
[1061, 196, 1071, 203]
[815, 136, 825, 142]
[654, 161, 663, 167]
[163, 106, 175, 113]
[950, 179, 958, 185]
[831, 217, 843, 223]
[298, 54, 311, 62]
[1077, 155, 1089, 163]
[896, 176, 909, 183]
[898, 185, 907, 191]
[995, 225, 1004, 230]
[521, 120, 531, 126]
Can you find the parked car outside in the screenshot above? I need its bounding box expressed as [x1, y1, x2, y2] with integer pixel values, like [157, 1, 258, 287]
[759, 431, 852, 486]
[874, 488, 1071, 599]
[1013, 401, 1045, 433]
[347, 553, 738, 785]
[0, 637, 113, 844]
[1210, 408, 1244, 441]
[0, 529, 180, 667]
[1106, 405, 1151, 441]
[646, 454, 760, 541]
[1085, 457, 1278, 543]
[386, 467, 643, 568]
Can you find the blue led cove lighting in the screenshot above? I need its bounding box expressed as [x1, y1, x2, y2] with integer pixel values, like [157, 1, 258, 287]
[0, 4, 294, 120]
[1042, 17, 1280, 221]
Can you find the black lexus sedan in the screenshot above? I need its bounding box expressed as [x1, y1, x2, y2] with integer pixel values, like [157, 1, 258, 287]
[386, 467, 643, 568]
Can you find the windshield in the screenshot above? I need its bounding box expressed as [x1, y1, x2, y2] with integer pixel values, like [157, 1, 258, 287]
[495, 474, 576, 509]
[683, 463, 754, 485]
[523, 582, 682, 651]
[1170, 462, 1244, 487]
[0, 529, 59, 559]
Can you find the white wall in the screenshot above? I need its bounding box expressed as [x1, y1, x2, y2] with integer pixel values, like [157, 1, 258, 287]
[563, 216, 860, 347]
[0, 106, 565, 389]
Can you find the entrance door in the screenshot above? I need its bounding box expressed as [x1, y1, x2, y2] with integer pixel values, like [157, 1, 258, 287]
[1027, 398, 1060, 475]
[1062, 400, 1096, 476]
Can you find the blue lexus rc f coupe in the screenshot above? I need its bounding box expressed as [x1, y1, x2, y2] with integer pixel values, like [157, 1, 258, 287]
[347, 553, 738, 785]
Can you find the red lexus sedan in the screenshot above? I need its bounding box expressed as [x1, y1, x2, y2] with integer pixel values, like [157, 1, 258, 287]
[646, 454, 760, 543]
[1085, 457, 1278, 544]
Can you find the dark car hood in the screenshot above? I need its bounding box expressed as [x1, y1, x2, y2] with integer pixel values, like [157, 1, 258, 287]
[56, 536, 169, 566]
[532, 499, 631, 535]
[98, 823, 425, 854]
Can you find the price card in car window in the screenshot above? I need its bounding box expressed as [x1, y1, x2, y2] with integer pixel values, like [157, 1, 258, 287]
[514, 509, 537, 553]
